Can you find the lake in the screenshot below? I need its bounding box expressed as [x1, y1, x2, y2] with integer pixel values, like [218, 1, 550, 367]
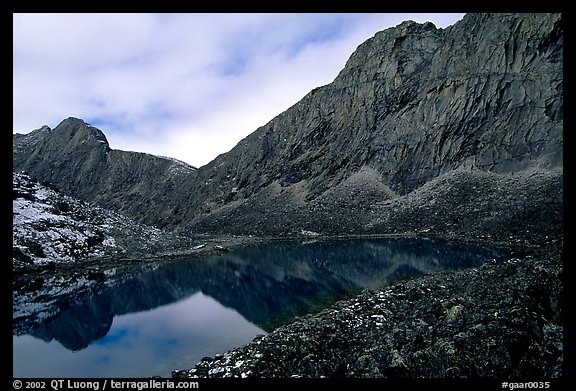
[13, 236, 512, 378]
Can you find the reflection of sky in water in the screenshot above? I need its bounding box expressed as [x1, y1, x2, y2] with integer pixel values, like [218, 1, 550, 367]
[13, 293, 265, 378]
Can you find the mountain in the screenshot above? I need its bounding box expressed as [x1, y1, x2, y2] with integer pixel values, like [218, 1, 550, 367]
[13, 13, 563, 239]
[13, 119, 198, 229]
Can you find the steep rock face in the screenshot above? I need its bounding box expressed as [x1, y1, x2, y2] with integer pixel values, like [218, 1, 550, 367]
[180, 13, 563, 233]
[13, 13, 563, 235]
[189, 13, 561, 206]
[335, 13, 563, 193]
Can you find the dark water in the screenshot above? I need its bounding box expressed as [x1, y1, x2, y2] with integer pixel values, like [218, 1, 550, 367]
[13, 237, 512, 378]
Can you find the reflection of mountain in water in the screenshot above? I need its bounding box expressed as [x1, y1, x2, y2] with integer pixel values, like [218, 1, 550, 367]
[20, 237, 511, 351]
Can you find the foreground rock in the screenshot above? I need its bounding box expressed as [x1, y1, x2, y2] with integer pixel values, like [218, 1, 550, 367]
[174, 245, 562, 378]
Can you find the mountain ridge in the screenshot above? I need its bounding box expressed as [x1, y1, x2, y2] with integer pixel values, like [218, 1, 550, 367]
[13, 12, 563, 237]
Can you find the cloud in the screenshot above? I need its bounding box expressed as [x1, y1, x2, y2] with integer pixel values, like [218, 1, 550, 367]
[13, 13, 465, 167]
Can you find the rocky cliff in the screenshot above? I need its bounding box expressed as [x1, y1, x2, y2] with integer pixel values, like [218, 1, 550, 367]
[185, 12, 562, 236]
[13, 13, 563, 238]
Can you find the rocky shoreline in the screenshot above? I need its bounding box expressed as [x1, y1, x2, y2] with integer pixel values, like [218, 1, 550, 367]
[173, 241, 563, 379]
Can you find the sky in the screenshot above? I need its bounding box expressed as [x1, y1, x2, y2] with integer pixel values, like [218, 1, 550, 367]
[13, 13, 465, 168]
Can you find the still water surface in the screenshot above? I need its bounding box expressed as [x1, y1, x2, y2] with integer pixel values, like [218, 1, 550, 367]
[13, 237, 512, 378]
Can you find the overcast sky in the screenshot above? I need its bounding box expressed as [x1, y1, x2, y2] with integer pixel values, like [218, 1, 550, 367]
[13, 13, 465, 168]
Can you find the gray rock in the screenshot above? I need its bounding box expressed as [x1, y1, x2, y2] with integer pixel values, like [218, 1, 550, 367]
[12, 13, 562, 239]
[13, 118, 198, 229]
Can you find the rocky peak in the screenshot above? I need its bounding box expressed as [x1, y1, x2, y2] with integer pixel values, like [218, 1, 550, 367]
[50, 117, 111, 150]
[13, 125, 52, 155]
[13, 116, 200, 228]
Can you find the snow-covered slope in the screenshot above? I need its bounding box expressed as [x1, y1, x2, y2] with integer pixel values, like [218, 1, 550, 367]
[13, 172, 195, 269]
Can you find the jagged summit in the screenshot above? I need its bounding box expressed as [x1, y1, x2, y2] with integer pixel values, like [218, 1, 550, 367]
[55, 117, 110, 144]
[14, 118, 109, 150]
[13, 13, 563, 236]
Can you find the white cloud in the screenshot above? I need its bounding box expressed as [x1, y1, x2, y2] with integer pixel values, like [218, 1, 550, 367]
[13, 13, 465, 167]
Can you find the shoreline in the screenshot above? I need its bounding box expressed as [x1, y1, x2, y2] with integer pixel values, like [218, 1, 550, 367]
[173, 240, 563, 378]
